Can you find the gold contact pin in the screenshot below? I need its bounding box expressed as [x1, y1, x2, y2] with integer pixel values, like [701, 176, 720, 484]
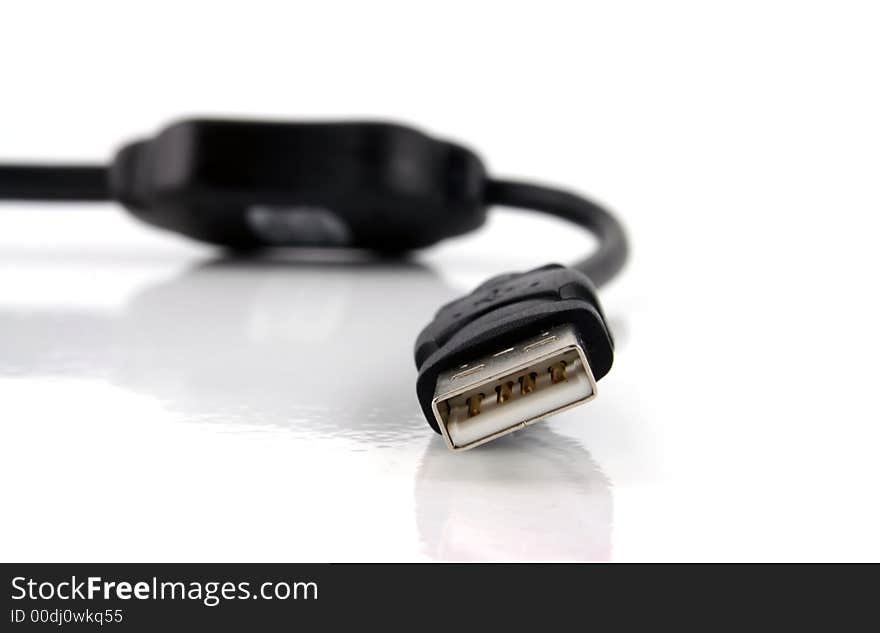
[520, 372, 537, 395]
[495, 382, 513, 404]
[549, 361, 567, 384]
[467, 394, 483, 417]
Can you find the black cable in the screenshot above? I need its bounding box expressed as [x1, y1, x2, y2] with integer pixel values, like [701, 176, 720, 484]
[0, 165, 108, 201]
[0, 120, 630, 451]
[485, 179, 628, 288]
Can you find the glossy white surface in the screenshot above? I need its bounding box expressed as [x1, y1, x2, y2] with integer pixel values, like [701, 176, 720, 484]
[1, 1, 879, 561]
[0, 214, 621, 562]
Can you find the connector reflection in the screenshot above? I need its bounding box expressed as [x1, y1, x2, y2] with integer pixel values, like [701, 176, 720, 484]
[416, 426, 612, 561]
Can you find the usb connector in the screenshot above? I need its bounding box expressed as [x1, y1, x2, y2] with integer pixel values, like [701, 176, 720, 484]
[431, 324, 597, 450]
[415, 264, 615, 451]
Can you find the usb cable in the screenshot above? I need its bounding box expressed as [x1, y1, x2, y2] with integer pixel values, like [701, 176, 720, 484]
[0, 119, 628, 451]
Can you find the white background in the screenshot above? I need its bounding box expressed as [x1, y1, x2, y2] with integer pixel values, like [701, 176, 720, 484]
[1, 1, 878, 561]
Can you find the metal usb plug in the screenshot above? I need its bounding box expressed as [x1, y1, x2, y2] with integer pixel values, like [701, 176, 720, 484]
[430, 324, 597, 451]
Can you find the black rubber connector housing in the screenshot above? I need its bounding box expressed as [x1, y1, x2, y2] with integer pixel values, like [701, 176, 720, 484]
[414, 264, 615, 434]
[108, 119, 488, 252]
